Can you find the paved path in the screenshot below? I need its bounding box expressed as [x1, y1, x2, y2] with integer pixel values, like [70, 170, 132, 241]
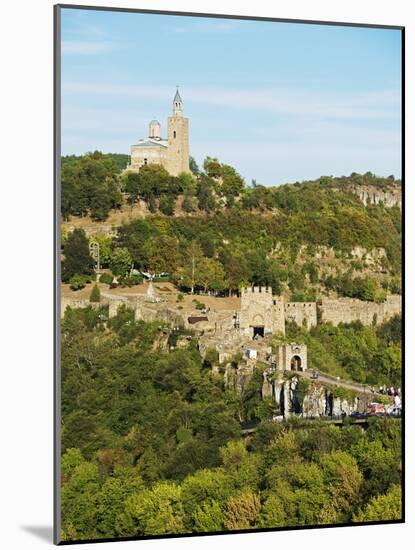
[299, 369, 387, 398]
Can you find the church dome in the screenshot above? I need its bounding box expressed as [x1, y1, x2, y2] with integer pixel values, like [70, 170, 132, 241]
[149, 119, 161, 139]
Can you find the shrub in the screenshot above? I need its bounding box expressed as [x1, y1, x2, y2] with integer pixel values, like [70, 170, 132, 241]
[119, 273, 143, 287]
[177, 292, 184, 302]
[99, 272, 114, 285]
[89, 284, 101, 303]
[159, 194, 176, 216]
[203, 348, 219, 367]
[69, 274, 86, 291]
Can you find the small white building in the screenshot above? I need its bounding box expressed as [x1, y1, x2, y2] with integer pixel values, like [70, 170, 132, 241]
[245, 348, 258, 360]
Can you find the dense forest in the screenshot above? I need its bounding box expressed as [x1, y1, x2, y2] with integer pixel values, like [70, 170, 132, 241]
[60, 306, 402, 541]
[60, 153, 402, 540]
[61, 152, 401, 301]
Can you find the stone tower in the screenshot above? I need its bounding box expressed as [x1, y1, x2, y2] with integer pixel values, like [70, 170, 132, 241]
[167, 88, 190, 175]
[239, 286, 285, 337]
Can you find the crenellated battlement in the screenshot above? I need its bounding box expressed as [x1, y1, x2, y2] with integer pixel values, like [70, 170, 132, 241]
[241, 286, 273, 295]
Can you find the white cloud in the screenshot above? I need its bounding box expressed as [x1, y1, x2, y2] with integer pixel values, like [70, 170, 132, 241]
[62, 41, 117, 55]
[62, 106, 149, 134]
[62, 81, 400, 121]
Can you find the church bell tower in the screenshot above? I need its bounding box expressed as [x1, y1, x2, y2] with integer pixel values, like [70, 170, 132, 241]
[167, 88, 190, 175]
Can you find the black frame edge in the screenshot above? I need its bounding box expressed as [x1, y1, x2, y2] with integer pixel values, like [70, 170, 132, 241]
[54, 3, 62, 546]
[55, 3, 404, 30]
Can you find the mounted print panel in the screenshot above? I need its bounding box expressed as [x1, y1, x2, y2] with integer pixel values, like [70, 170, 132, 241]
[54, 4, 404, 545]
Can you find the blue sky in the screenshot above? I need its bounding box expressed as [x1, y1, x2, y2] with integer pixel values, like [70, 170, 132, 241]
[61, 8, 402, 185]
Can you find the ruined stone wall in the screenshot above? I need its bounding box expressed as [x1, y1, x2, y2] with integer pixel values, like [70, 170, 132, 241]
[284, 302, 318, 329]
[319, 294, 401, 326]
[60, 297, 101, 317]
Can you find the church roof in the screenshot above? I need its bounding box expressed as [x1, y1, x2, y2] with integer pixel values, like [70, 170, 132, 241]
[131, 138, 168, 148]
[149, 119, 160, 125]
[173, 89, 182, 103]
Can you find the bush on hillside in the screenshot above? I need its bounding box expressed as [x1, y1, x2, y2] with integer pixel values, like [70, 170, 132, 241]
[89, 284, 101, 303]
[99, 273, 114, 285]
[69, 274, 86, 291]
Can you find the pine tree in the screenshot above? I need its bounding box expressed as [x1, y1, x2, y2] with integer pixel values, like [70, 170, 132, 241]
[89, 284, 101, 303]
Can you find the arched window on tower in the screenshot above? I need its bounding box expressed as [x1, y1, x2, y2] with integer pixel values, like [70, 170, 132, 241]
[173, 130, 176, 139]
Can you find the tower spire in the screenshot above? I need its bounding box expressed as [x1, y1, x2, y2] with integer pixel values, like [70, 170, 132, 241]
[172, 86, 183, 116]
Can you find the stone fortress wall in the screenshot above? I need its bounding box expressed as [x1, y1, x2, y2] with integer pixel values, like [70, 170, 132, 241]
[284, 302, 318, 330]
[319, 294, 401, 327]
[61, 288, 401, 333]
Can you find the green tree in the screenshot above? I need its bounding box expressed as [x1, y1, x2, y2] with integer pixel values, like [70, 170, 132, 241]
[193, 501, 224, 532]
[203, 157, 222, 178]
[116, 482, 186, 536]
[144, 234, 180, 275]
[109, 248, 132, 277]
[198, 257, 227, 293]
[69, 274, 86, 291]
[61, 151, 122, 221]
[90, 234, 113, 266]
[181, 468, 233, 527]
[89, 284, 101, 303]
[176, 241, 204, 293]
[177, 171, 197, 194]
[122, 172, 141, 204]
[353, 484, 402, 522]
[319, 451, 363, 517]
[138, 164, 171, 199]
[189, 156, 200, 175]
[159, 194, 176, 216]
[95, 467, 144, 537]
[62, 229, 94, 282]
[182, 193, 197, 213]
[61, 458, 101, 540]
[197, 178, 217, 211]
[257, 494, 286, 528]
[223, 490, 261, 530]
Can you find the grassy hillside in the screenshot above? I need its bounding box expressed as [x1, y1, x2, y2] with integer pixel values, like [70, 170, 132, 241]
[60, 153, 401, 300]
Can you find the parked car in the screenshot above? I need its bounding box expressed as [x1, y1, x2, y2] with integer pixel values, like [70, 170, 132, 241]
[349, 411, 367, 419]
[388, 407, 402, 417]
[367, 402, 386, 415]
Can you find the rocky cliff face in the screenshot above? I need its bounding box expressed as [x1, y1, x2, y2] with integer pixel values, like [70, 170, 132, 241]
[350, 185, 401, 209]
[224, 363, 371, 419]
[262, 373, 372, 418]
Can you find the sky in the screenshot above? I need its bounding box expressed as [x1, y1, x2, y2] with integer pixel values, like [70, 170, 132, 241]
[60, 7, 402, 186]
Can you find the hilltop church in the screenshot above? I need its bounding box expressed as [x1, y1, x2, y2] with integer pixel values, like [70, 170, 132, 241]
[125, 89, 190, 176]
